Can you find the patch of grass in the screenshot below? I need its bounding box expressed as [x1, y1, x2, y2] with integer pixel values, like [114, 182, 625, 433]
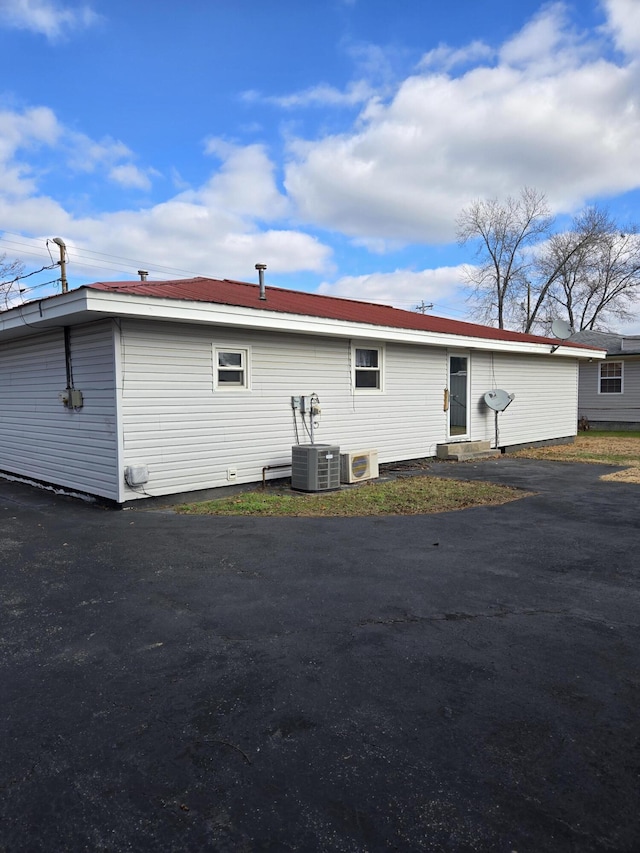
[177, 475, 527, 517]
[585, 429, 640, 439]
[514, 433, 640, 483]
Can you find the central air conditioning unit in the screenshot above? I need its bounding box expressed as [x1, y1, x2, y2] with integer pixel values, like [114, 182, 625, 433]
[291, 444, 341, 492]
[340, 449, 379, 484]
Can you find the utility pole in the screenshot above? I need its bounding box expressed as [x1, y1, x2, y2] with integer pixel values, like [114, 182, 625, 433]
[415, 300, 434, 314]
[52, 237, 68, 293]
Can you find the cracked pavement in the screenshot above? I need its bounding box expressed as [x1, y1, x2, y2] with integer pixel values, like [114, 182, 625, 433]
[1, 457, 639, 852]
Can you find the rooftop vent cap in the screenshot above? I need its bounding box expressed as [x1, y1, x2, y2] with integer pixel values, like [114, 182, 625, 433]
[255, 263, 267, 300]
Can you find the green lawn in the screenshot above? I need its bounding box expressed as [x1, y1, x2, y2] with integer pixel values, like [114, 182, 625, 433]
[177, 475, 527, 517]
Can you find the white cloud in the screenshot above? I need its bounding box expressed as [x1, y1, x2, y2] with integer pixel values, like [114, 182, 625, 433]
[419, 40, 494, 73]
[0, 0, 101, 41]
[0, 192, 332, 282]
[202, 139, 289, 219]
[0, 105, 61, 159]
[602, 0, 640, 55]
[0, 105, 61, 196]
[0, 106, 332, 282]
[243, 80, 374, 110]
[285, 2, 640, 245]
[500, 2, 571, 66]
[317, 266, 469, 313]
[108, 164, 153, 191]
[0, 105, 153, 199]
[65, 133, 133, 173]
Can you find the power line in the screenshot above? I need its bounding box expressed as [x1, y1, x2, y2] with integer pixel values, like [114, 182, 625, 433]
[1, 261, 59, 289]
[0, 230, 476, 321]
[0, 231, 206, 280]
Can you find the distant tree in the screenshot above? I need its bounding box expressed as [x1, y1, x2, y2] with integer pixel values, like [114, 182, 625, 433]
[455, 188, 630, 332]
[0, 253, 25, 305]
[541, 221, 640, 332]
[457, 187, 554, 329]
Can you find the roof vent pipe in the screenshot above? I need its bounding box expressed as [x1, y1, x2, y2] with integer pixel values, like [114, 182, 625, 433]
[138, 270, 149, 281]
[255, 263, 267, 300]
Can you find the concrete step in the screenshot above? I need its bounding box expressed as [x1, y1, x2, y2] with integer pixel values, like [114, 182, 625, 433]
[436, 441, 501, 462]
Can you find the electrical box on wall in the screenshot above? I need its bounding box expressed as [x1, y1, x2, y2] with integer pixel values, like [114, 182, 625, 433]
[59, 389, 84, 409]
[291, 396, 315, 413]
[124, 465, 149, 487]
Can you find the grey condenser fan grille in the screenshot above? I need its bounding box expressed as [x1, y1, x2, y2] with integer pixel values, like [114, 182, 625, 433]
[291, 444, 341, 492]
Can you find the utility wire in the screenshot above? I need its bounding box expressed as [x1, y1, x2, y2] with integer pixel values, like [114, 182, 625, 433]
[0, 231, 476, 321]
[1, 261, 59, 289]
[0, 232, 206, 279]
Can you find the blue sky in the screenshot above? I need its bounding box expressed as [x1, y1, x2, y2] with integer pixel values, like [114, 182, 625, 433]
[1, 0, 640, 328]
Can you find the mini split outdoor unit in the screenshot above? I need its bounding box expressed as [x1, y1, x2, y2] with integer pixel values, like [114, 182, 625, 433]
[340, 449, 379, 484]
[291, 444, 341, 492]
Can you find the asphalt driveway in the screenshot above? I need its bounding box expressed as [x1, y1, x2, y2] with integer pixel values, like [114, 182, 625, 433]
[1, 458, 639, 852]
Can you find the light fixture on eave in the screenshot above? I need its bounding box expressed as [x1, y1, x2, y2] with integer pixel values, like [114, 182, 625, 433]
[255, 263, 267, 301]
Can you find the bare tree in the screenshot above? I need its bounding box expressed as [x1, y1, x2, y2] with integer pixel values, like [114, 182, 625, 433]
[457, 187, 553, 329]
[543, 221, 640, 331]
[0, 253, 25, 305]
[457, 189, 615, 332]
[524, 205, 612, 333]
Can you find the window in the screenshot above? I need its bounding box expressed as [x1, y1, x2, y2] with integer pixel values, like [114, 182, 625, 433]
[599, 361, 623, 394]
[214, 348, 250, 389]
[354, 345, 383, 391]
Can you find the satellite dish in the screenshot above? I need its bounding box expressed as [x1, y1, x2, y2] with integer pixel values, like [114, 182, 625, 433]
[551, 319, 573, 340]
[484, 389, 514, 412]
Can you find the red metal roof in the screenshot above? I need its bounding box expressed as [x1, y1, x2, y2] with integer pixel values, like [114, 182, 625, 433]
[87, 277, 594, 349]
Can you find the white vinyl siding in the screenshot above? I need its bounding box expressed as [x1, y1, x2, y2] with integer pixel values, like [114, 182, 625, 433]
[0, 315, 587, 502]
[118, 321, 448, 499]
[117, 320, 581, 500]
[470, 352, 578, 447]
[0, 321, 120, 499]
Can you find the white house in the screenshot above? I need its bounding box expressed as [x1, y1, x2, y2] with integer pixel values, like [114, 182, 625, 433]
[0, 276, 604, 504]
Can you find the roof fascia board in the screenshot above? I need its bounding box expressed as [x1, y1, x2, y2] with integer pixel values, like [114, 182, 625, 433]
[83, 292, 603, 358]
[0, 288, 90, 334]
[1, 289, 605, 359]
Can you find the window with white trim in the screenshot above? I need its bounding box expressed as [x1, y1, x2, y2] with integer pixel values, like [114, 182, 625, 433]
[599, 361, 623, 394]
[214, 347, 250, 389]
[353, 345, 383, 391]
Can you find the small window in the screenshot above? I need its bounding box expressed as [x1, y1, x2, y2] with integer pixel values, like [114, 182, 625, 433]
[354, 346, 383, 391]
[599, 361, 623, 394]
[215, 348, 249, 389]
